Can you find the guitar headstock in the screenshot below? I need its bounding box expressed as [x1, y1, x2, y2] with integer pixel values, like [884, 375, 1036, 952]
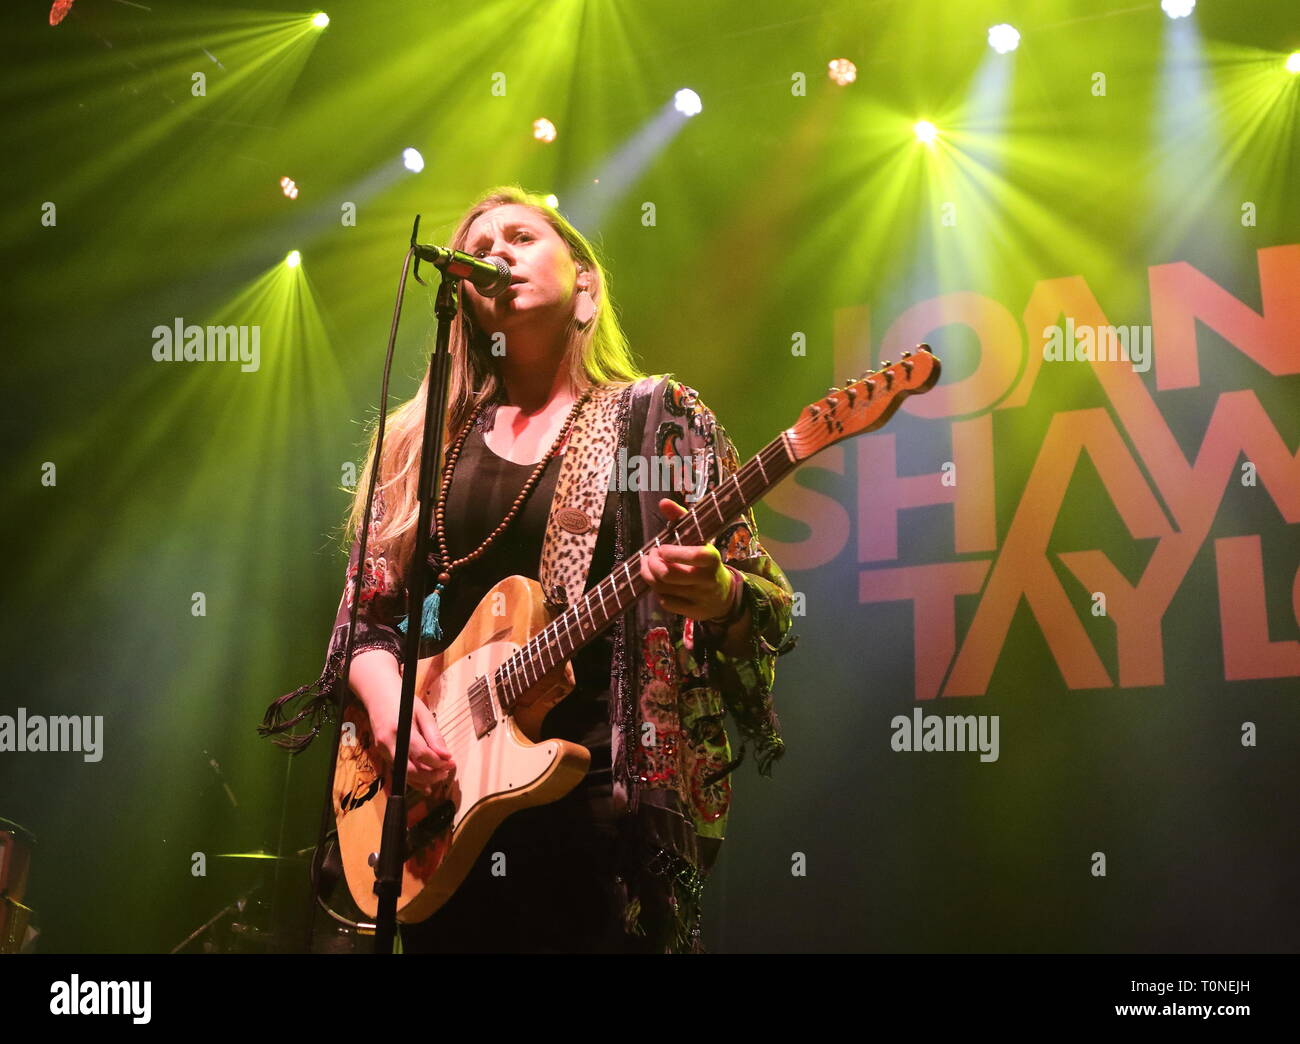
[786, 345, 941, 460]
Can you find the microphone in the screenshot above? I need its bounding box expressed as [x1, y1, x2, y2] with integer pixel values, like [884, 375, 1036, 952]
[412, 243, 512, 297]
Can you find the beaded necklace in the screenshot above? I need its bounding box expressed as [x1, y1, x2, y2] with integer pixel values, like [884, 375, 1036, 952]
[399, 388, 593, 642]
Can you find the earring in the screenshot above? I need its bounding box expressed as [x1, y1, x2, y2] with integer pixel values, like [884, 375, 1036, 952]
[574, 287, 596, 328]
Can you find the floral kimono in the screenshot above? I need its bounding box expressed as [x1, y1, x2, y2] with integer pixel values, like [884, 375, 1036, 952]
[261, 373, 798, 952]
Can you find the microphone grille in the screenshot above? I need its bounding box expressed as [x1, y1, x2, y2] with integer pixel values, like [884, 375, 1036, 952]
[482, 256, 513, 298]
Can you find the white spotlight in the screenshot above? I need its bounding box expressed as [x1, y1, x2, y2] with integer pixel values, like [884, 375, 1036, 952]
[827, 58, 857, 86]
[1160, 0, 1195, 18]
[285, 250, 302, 268]
[987, 24, 1020, 54]
[402, 148, 424, 173]
[311, 12, 329, 29]
[673, 89, 702, 117]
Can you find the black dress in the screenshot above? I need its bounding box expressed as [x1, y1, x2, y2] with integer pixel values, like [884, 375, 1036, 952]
[396, 418, 653, 953]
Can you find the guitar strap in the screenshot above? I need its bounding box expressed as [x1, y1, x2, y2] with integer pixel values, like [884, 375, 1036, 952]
[538, 383, 628, 610]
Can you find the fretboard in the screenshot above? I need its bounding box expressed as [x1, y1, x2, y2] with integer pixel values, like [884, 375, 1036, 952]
[494, 433, 798, 707]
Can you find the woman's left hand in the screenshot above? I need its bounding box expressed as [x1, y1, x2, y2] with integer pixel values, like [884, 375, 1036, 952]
[639, 498, 734, 620]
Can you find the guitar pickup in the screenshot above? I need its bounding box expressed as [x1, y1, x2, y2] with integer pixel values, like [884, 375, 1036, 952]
[467, 675, 496, 738]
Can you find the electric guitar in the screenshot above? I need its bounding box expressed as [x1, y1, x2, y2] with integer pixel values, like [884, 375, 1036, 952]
[333, 346, 941, 922]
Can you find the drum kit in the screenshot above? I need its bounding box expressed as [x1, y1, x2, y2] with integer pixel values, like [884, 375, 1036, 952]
[168, 833, 375, 954]
[0, 817, 36, 953]
[1, 811, 371, 954]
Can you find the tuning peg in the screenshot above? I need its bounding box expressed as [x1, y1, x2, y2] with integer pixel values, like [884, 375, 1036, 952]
[917, 342, 931, 352]
[881, 360, 891, 368]
[901, 350, 912, 359]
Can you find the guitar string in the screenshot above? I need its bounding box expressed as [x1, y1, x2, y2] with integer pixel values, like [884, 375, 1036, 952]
[429, 399, 868, 746]
[429, 468, 761, 745]
[428, 439, 792, 744]
[426, 439, 792, 746]
[426, 360, 916, 742]
[432, 446, 778, 741]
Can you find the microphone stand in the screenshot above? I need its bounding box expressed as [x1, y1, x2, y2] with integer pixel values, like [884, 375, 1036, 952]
[372, 220, 459, 954]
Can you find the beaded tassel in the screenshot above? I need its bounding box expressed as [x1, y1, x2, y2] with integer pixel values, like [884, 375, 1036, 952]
[404, 390, 591, 650]
[398, 581, 444, 641]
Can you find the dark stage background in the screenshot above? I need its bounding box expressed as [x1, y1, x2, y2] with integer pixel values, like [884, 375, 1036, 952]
[2, 0, 1297, 953]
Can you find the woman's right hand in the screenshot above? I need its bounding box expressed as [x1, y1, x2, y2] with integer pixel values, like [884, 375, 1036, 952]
[363, 689, 456, 791]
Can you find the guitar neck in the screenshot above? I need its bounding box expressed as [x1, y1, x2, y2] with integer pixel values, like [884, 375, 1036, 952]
[490, 345, 942, 709]
[494, 434, 799, 707]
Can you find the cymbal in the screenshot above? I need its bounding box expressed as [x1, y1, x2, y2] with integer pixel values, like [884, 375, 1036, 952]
[0, 817, 35, 842]
[213, 850, 297, 861]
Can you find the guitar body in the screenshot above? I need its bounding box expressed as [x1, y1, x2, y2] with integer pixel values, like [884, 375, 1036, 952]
[333, 575, 588, 923]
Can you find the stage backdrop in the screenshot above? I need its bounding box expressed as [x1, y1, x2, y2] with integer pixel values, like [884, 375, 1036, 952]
[1, 0, 1296, 952]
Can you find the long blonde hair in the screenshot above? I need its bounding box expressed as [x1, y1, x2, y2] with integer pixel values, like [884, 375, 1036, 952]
[344, 185, 645, 580]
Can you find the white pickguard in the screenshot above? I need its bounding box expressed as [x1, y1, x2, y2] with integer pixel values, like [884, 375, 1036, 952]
[426, 639, 564, 834]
